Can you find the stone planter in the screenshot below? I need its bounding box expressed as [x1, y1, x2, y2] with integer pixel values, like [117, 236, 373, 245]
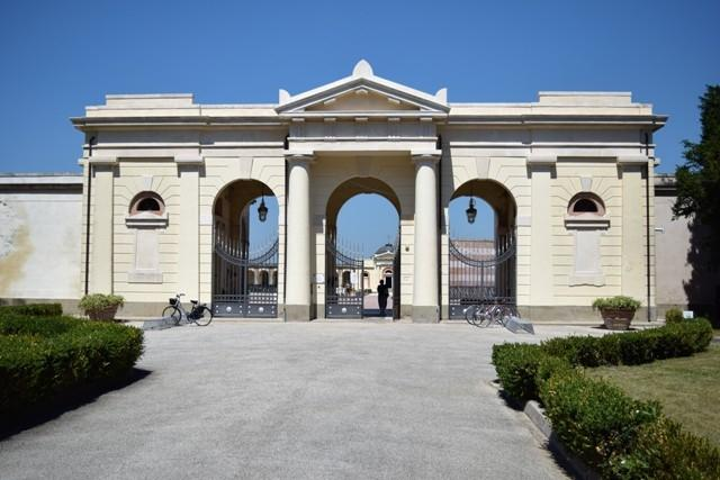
[600, 308, 635, 330]
[87, 305, 120, 322]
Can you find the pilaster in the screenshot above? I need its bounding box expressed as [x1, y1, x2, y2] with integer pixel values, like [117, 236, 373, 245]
[620, 161, 647, 306]
[529, 164, 554, 305]
[178, 163, 200, 299]
[90, 164, 115, 293]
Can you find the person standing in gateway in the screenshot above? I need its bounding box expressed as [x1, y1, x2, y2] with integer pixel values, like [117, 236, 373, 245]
[377, 280, 389, 317]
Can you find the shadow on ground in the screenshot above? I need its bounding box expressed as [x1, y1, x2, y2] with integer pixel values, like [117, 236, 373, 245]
[0, 368, 152, 441]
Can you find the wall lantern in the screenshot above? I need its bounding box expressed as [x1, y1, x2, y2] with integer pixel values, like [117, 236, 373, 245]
[466, 197, 477, 224]
[257, 193, 268, 222]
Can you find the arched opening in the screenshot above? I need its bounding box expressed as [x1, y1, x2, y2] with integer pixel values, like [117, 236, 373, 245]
[448, 179, 517, 318]
[568, 192, 605, 216]
[212, 180, 279, 317]
[129, 191, 165, 216]
[325, 177, 401, 319]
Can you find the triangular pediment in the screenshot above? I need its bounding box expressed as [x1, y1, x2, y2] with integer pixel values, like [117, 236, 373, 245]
[276, 60, 449, 117]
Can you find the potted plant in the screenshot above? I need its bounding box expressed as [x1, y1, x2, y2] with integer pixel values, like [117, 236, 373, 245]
[592, 296, 641, 330]
[79, 294, 125, 321]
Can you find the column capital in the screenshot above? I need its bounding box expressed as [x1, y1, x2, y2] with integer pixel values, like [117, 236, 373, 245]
[411, 152, 441, 167]
[285, 153, 315, 166]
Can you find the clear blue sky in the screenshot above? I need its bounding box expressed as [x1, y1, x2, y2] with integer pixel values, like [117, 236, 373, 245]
[2, 0, 718, 253]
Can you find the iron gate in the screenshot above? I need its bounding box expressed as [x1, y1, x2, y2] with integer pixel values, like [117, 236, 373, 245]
[325, 241, 365, 318]
[391, 240, 401, 319]
[213, 231, 279, 317]
[448, 235, 516, 318]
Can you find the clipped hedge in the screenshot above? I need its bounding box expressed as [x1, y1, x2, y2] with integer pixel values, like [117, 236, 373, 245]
[492, 319, 719, 479]
[0, 303, 63, 318]
[491, 343, 572, 402]
[0, 313, 144, 416]
[539, 369, 661, 474]
[541, 318, 713, 367]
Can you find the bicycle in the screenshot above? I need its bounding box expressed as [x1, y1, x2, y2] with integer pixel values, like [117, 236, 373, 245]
[162, 293, 214, 326]
[464, 303, 514, 328]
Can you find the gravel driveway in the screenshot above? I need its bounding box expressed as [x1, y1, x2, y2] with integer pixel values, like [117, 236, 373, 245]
[0, 322, 575, 479]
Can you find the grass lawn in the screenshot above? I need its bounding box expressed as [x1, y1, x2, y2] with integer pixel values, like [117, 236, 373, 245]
[590, 345, 720, 446]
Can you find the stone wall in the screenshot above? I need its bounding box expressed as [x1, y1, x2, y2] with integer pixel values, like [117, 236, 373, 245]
[0, 175, 82, 311]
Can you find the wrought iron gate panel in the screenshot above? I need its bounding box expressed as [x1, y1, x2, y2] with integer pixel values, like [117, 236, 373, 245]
[325, 241, 364, 318]
[392, 238, 401, 319]
[213, 231, 278, 317]
[448, 236, 516, 319]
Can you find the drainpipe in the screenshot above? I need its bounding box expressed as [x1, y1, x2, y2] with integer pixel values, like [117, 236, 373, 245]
[644, 132, 652, 322]
[84, 135, 96, 296]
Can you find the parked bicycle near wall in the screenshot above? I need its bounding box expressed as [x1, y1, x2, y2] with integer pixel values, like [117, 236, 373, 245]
[464, 302, 519, 328]
[162, 293, 214, 326]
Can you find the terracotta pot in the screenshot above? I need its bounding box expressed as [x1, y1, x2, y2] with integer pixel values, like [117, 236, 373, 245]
[87, 305, 119, 322]
[600, 308, 636, 330]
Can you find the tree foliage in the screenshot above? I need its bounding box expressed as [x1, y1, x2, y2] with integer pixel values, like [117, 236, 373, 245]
[673, 85, 720, 244]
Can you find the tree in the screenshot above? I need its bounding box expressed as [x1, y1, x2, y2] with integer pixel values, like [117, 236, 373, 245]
[673, 85, 720, 247]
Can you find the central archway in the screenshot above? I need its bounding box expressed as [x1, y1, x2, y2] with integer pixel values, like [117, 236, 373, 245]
[325, 177, 401, 319]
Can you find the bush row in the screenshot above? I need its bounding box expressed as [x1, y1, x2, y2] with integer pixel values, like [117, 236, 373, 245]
[541, 319, 713, 367]
[0, 313, 144, 416]
[0, 303, 63, 318]
[492, 319, 719, 479]
[540, 368, 720, 479]
[492, 319, 713, 402]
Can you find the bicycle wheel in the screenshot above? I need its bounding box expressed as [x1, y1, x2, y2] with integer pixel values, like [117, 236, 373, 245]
[192, 306, 214, 326]
[162, 305, 181, 325]
[465, 306, 480, 327]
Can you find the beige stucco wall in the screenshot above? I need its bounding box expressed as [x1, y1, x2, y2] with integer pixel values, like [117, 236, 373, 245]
[0, 176, 82, 307]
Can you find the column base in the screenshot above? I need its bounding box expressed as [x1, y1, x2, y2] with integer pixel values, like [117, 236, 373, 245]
[285, 304, 312, 322]
[412, 305, 439, 323]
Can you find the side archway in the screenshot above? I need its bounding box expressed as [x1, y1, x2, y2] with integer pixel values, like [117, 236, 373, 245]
[445, 179, 518, 318]
[211, 179, 279, 317]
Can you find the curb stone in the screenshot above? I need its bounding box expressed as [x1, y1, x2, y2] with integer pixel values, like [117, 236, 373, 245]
[489, 380, 599, 480]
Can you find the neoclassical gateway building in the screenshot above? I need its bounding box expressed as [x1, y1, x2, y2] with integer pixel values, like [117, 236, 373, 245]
[0, 61, 669, 323]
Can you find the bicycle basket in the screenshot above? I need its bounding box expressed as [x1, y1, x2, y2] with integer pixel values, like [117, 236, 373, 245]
[169, 298, 177, 306]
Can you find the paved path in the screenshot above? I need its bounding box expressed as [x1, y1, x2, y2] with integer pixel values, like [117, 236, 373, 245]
[0, 323, 580, 479]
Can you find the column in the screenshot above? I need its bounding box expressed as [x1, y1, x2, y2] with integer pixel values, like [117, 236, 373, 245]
[412, 154, 440, 322]
[285, 154, 313, 321]
[90, 163, 115, 293]
[178, 163, 200, 299]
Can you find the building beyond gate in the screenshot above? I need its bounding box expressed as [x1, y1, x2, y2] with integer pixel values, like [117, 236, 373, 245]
[0, 61, 670, 323]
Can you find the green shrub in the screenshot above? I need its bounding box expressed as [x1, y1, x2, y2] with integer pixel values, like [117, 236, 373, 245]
[665, 308, 684, 324]
[0, 303, 63, 318]
[0, 314, 144, 416]
[0, 315, 80, 337]
[492, 343, 545, 402]
[538, 319, 713, 368]
[592, 296, 642, 311]
[539, 369, 661, 474]
[492, 343, 572, 403]
[493, 319, 717, 479]
[610, 417, 720, 479]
